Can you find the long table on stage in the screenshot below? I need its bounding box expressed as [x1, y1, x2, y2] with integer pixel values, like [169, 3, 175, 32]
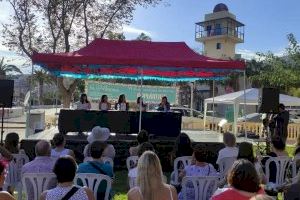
[58, 109, 182, 137]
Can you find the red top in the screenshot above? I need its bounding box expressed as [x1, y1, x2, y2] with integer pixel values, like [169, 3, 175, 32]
[212, 188, 265, 200]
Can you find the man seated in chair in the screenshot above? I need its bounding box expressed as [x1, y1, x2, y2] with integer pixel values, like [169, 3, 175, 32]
[22, 140, 57, 200]
[77, 141, 114, 200]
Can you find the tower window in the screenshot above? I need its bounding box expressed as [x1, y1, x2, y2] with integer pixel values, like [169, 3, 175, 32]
[216, 43, 221, 49]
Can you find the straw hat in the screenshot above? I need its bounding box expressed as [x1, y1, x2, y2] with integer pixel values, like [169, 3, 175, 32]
[87, 126, 111, 143]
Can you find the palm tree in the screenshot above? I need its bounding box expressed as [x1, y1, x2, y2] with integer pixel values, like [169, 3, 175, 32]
[32, 69, 53, 105]
[0, 57, 22, 79]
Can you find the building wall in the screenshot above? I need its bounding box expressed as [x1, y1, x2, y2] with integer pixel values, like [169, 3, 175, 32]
[203, 37, 236, 59]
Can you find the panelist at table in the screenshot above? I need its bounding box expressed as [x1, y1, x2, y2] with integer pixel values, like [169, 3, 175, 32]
[157, 96, 170, 112]
[99, 95, 111, 111]
[77, 93, 91, 110]
[115, 94, 129, 111]
[137, 96, 147, 111]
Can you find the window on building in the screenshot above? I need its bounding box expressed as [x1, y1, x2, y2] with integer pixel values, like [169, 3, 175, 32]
[216, 43, 221, 50]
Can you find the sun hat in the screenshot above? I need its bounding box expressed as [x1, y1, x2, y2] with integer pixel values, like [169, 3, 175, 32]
[87, 126, 111, 143]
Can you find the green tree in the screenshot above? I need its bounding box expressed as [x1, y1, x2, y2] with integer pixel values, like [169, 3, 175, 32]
[136, 32, 152, 41]
[247, 34, 300, 93]
[31, 69, 53, 105]
[1, 0, 163, 107]
[0, 57, 22, 79]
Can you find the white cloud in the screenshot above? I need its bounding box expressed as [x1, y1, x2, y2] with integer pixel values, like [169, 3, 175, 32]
[237, 48, 286, 60]
[122, 25, 153, 38]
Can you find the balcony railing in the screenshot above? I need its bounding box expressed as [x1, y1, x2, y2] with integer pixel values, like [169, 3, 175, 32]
[195, 27, 244, 42]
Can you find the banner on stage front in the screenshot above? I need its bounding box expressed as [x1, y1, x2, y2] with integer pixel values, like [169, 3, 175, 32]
[87, 82, 177, 104]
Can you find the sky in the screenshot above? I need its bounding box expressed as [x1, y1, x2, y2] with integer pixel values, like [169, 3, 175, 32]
[1, 0, 300, 69]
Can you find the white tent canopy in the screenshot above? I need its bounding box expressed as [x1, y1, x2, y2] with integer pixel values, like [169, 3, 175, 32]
[204, 88, 300, 134]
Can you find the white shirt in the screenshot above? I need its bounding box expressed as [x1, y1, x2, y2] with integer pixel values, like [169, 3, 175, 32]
[100, 103, 109, 111]
[216, 147, 238, 165]
[128, 167, 137, 178]
[77, 102, 90, 110]
[120, 103, 127, 111]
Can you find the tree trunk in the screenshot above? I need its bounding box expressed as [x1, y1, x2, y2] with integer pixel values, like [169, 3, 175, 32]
[39, 80, 44, 105]
[61, 91, 72, 108]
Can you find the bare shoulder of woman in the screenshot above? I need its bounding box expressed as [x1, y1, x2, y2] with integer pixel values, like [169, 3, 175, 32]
[127, 187, 142, 200]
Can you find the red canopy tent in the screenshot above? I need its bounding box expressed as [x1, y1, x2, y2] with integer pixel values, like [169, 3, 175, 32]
[32, 39, 245, 81]
[31, 39, 246, 132]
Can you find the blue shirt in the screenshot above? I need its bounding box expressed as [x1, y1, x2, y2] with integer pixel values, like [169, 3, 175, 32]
[77, 161, 114, 199]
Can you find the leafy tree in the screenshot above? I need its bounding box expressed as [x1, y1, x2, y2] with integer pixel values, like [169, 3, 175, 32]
[31, 69, 53, 105]
[136, 32, 152, 41]
[0, 57, 22, 79]
[247, 34, 300, 93]
[1, 0, 163, 107]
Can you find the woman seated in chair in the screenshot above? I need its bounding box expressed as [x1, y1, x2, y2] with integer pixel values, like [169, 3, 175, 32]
[51, 133, 75, 158]
[216, 132, 238, 165]
[261, 137, 288, 183]
[178, 144, 218, 200]
[237, 142, 266, 184]
[40, 156, 95, 200]
[128, 142, 155, 183]
[129, 130, 149, 156]
[212, 159, 265, 200]
[0, 161, 15, 200]
[127, 151, 178, 200]
[3, 132, 24, 194]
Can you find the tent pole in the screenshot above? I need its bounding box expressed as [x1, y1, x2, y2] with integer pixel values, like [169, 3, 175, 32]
[212, 80, 215, 131]
[25, 62, 34, 138]
[138, 68, 143, 132]
[190, 82, 194, 117]
[243, 70, 247, 139]
[203, 102, 207, 131]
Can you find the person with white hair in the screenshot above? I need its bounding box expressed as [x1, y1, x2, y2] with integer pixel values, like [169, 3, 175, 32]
[83, 126, 116, 159]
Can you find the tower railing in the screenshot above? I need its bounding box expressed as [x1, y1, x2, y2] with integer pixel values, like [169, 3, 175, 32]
[195, 27, 244, 42]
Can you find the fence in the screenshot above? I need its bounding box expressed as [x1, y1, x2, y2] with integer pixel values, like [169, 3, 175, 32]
[181, 117, 300, 141]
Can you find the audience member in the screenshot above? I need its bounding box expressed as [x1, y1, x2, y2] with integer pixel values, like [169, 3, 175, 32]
[237, 142, 266, 183]
[4, 132, 21, 154]
[22, 140, 56, 200]
[78, 141, 114, 200]
[0, 161, 15, 200]
[212, 159, 264, 200]
[171, 132, 193, 163]
[250, 194, 273, 200]
[51, 133, 75, 158]
[40, 156, 95, 200]
[3, 132, 25, 194]
[128, 142, 155, 181]
[127, 151, 178, 200]
[77, 93, 91, 110]
[129, 130, 149, 156]
[261, 137, 288, 183]
[99, 95, 111, 111]
[216, 132, 238, 165]
[84, 126, 115, 159]
[178, 144, 217, 200]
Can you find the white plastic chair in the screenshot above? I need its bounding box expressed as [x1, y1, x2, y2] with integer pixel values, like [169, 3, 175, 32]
[265, 156, 291, 185]
[4, 153, 29, 200]
[75, 173, 112, 200]
[83, 157, 114, 168]
[22, 173, 56, 200]
[126, 156, 139, 171]
[171, 156, 192, 185]
[218, 157, 236, 179]
[292, 156, 300, 178]
[181, 176, 219, 200]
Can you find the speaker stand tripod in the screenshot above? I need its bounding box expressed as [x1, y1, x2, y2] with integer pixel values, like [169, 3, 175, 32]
[0, 106, 4, 144]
